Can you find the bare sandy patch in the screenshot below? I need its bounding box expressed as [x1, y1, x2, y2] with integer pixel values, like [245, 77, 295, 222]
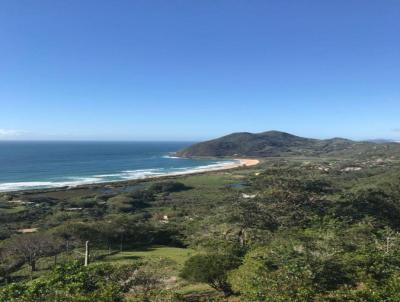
[238, 159, 260, 166]
[18, 228, 38, 233]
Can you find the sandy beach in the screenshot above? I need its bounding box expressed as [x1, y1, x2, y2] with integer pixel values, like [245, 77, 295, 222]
[184, 158, 258, 172]
[209, 158, 260, 171]
[238, 159, 260, 167]
[143, 158, 260, 179]
[161, 158, 260, 176]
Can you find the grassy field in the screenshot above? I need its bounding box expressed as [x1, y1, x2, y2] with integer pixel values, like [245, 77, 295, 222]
[101, 246, 196, 267]
[0, 205, 26, 214]
[11, 245, 195, 280]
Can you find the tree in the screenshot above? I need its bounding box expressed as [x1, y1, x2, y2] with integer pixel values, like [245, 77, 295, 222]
[149, 181, 190, 194]
[52, 223, 81, 253]
[180, 253, 241, 297]
[228, 199, 277, 246]
[128, 262, 166, 301]
[10, 233, 61, 274]
[0, 246, 23, 283]
[337, 188, 400, 228]
[60, 222, 102, 245]
[0, 247, 10, 281]
[312, 257, 353, 291]
[229, 246, 314, 302]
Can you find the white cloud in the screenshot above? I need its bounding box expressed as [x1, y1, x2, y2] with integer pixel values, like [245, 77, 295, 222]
[393, 128, 400, 133]
[0, 129, 25, 138]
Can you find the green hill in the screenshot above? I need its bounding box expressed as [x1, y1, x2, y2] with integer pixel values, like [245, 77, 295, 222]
[176, 130, 400, 158]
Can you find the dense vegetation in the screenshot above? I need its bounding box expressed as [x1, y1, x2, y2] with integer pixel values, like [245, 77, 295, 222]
[176, 130, 400, 157]
[1, 152, 400, 301]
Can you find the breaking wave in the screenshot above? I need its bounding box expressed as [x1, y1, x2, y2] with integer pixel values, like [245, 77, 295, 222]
[0, 160, 238, 192]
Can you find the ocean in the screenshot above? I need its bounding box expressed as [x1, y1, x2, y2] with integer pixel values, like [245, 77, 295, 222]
[0, 141, 235, 192]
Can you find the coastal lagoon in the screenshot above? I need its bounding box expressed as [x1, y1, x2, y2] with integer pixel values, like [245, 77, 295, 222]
[0, 141, 236, 192]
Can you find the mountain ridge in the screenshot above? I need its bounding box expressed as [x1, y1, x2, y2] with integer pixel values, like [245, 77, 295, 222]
[176, 130, 400, 158]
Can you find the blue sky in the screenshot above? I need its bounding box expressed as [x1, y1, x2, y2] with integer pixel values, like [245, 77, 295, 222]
[0, 0, 399, 141]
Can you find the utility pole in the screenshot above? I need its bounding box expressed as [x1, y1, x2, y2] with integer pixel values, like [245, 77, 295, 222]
[84, 241, 89, 266]
[386, 237, 393, 254]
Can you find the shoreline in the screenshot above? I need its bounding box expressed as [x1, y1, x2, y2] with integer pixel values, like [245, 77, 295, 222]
[158, 158, 260, 175]
[1, 158, 260, 194]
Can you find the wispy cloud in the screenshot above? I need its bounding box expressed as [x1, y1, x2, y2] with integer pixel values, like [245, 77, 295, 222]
[392, 128, 400, 133]
[0, 129, 26, 138]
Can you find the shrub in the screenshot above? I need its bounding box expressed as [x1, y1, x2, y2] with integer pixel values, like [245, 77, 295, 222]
[149, 181, 190, 194]
[181, 253, 241, 297]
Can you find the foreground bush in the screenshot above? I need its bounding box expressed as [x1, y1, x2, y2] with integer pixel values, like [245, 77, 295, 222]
[0, 262, 123, 302]
[180, 253, 241, 297]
